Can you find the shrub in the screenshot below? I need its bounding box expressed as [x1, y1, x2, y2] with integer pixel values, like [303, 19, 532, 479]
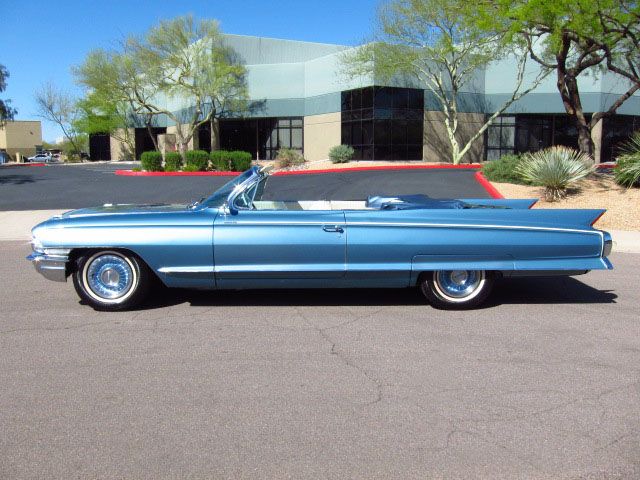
[164, 152, 182, 172]
[184, 150, 209, 171]
[210, 150, 252, 171]
[182, 164, 201, 172]
[516, 146, 595, 201]
[230, 150, 252, 171]
[140, 151, 163, 172]
[210, 150, 231, 171]
[482, 154, 530, 185]
[329, 145, 354, 164]
[276, 148, 305, 168]
[614, 132, 640, 188]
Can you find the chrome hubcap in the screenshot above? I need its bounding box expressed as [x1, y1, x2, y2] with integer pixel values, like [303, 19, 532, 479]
[434, 270, 483, 299]
[86, 254, 134, 300]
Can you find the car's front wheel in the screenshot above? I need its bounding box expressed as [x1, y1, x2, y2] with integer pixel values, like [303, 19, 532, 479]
[420, 270, 494, 309]
[72, 250, 150, 311]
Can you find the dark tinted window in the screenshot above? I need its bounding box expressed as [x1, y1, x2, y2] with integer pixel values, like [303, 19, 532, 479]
[342, 86, 424, 160]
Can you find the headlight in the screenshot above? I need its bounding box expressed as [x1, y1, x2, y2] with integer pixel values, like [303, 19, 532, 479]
[30, 236, 44, 254]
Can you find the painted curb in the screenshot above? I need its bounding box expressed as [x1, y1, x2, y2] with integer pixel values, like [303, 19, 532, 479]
[0, 162, 47, 168]
[115, 163, 483, 177]
[474, 171, 505, 199]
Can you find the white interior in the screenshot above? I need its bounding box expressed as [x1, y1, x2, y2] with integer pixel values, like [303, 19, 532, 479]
[253, 200, 373, 211]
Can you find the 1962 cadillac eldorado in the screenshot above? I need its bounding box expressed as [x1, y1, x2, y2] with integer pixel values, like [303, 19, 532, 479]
[28, 166, 613, 310]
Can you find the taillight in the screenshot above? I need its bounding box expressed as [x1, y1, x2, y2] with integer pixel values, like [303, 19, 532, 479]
[591, 211, 605, 226]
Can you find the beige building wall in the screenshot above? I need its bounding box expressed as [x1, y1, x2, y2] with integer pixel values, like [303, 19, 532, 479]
[423, 111, 485, 163]
[303, 112, 341, 161]
[0, 121, 42, 160]
[166, 124, 198, 151]
[109, 128, 135, 161]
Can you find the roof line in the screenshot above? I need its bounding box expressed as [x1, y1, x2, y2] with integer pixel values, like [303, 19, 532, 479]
[222, 32, 349, 48]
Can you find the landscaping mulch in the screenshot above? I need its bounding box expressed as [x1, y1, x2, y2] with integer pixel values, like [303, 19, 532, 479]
[493, 175, 640, 231]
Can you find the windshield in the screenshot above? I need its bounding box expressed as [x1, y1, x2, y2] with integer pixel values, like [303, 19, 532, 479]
[202, 168, 257, 208]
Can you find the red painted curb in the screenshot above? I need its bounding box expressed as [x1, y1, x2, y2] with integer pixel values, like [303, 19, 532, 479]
[474, 171, 504, 199]
[0, 162, 47, 168]
[115, 163, 482, 177]
[595, 162, 616, 169]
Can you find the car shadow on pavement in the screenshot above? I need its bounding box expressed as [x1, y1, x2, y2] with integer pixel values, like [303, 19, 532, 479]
[486, 276, 617, 307]
[136, 276, 616, 310]
[0, 174, 35, 185]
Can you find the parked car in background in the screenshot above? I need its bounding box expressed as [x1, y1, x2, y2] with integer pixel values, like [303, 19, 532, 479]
[27, 153, 53, 163]
[27, 166, 613, 311]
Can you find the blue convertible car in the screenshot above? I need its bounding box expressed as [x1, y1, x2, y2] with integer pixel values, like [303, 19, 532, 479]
[28, 166, 613, 310]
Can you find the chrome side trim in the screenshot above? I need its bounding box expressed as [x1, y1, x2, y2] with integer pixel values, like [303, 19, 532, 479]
[158, 266, 215, 274]
[27, 253, 69, 282]
[220, 220, 603, 236]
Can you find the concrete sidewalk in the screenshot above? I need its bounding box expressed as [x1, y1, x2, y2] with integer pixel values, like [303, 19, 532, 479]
[0, 210, 66, 242]
[2, 210, 640, 254]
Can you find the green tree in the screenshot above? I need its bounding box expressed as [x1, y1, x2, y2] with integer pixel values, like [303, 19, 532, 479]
[34, 82, 84, 157]
[74, 91, 135, 159]
[0, 64, 17, 126]
[343, 0, 549, 164]
[469, 0, 640, 158]
[75, 15, 249, 160]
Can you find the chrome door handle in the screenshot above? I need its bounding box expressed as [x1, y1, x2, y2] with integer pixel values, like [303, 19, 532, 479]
[322, 225, 344, 233]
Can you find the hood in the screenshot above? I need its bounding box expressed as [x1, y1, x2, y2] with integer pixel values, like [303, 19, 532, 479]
[56, 203, 189, 219]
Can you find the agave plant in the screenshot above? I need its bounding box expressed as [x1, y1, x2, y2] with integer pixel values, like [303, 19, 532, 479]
[614, 132, 640, 188]
[516, 146, 595, 201]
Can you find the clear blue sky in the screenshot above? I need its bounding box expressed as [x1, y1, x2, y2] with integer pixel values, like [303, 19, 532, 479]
[1, 0, 377, 142]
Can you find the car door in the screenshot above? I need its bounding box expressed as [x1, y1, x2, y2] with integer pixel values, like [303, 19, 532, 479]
[213, 209, 347, 288]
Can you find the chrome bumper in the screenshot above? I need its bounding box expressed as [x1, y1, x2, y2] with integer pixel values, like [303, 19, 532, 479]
[27, 252, 69, 282]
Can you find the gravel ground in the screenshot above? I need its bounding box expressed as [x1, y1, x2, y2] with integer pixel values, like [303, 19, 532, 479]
[493, 175, 640, 231]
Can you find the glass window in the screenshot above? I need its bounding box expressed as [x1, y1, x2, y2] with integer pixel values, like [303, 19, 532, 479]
[362, 87, 374, 109]
[341, 91, 352, 111]
[291, 128, 303, 149]
[352, 89, 362, 110]
[375, 87, 393, 108]
[352, 122, 363, 145]
[279, 128, 291, 148]
[393, 89, 408, 109]
[362, 120, 373, 145]
[342, 86, 424, 160]
[374, 120, 392, 144]
[408, 89, 423, 109]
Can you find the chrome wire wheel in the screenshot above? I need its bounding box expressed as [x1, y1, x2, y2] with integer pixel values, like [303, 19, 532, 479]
[433, 270, 485, 302]
[82, 251, 138, 304]
[421, 269, 493, 309]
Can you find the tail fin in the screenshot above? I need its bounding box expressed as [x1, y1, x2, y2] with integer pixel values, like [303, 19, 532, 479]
[460, 199, 538, 209]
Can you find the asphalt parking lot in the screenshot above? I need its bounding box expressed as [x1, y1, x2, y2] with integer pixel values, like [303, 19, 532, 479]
[2, 162, 638, 478]
[0, 163, 489, 210]
[1, 241, 639, 479]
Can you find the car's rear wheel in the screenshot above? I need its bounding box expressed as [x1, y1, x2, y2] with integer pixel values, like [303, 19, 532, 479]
[420, 270, 494, 309]
[72, 250, 149, 311]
